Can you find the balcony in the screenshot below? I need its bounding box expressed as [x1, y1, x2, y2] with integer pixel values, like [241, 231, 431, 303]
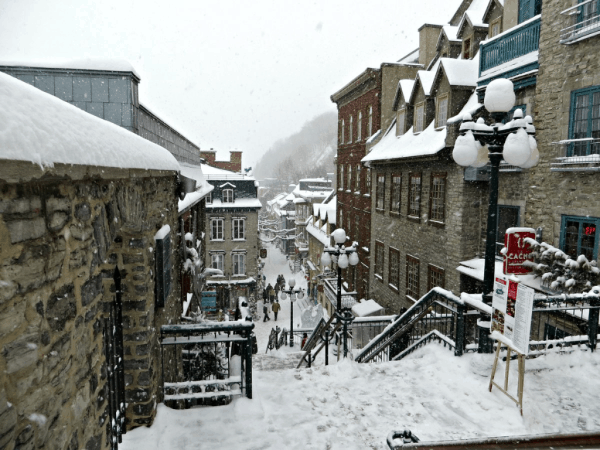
[560, 0, 600, 44]
[478, 16, 541, 90]
[550, 138, 600, 172]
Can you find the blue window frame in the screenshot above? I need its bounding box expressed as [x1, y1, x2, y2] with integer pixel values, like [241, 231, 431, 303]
[577, 0, 600, 26]
[568, 85, 600, 156]
[518, 0, 542, 23]
[560, 215, 600, 260]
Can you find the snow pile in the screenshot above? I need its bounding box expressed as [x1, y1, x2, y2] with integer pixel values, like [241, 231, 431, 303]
[122, 345, 600, 449]
[0, 72, 179, 172]
[363, 120, 447, 163]
[178, 163, 214, 212]
[352, 299, 384, 317]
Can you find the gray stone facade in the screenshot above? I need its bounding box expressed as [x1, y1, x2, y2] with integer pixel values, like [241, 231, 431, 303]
[0, 162, 182, 450]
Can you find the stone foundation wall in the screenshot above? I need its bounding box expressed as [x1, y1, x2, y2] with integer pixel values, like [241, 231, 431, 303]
[0, 162, 181, 450]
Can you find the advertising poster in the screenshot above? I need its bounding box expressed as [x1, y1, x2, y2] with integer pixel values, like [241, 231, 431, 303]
[490, 276, 534, 355]
[503, 227, 536, 275]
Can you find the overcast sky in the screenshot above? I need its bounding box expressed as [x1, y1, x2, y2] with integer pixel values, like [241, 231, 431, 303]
[0, 0, 461, 168]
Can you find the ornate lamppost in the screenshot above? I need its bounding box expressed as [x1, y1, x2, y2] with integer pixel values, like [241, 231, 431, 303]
[320, 229, 360, 358]
[452, 78, 539, 349]
[279, 278, 304, 347]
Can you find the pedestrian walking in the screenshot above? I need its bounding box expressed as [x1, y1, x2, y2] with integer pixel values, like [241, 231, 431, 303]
[263, 303, 271, 322]
[262, 287, 268, 302]
[274, 282, 280, 298]
[272, 300, 280, 321]
[268, 284, 275, 302]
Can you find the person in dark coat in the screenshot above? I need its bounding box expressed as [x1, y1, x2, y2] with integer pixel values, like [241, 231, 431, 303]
[262, 287, 268, 302]
[265, 283, 273, 303]
[263, 303, 271, 322]
[301, 333, 308, 349]
[268, 284, 275, 302]
[272, 301, 281, 321]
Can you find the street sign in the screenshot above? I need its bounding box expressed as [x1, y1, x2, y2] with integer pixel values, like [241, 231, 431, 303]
[503, 227, 536, 274]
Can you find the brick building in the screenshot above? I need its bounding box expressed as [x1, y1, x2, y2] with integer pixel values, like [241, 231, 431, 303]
[331, 58, 421, 301]
[200, 149, 243, 173]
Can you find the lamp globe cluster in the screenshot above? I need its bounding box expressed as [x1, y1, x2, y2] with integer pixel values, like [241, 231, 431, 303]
[452, 78, 539, 170]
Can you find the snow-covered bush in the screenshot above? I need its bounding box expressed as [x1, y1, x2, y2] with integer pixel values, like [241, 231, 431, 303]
[524, 238, 600, 293]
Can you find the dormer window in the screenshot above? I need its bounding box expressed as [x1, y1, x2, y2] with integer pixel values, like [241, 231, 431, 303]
[415, 103, 425, 133]
[223, 189, 234, 203]
[437, 95, 448, 127]
[397, 109, 406, 136]
[206, 192, 212, 204]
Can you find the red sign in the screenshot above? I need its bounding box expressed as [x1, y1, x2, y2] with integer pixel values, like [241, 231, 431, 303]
[503, 228, 536, 274]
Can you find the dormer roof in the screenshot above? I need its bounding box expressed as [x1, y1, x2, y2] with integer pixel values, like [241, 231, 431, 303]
[482, 0, 504, 24]
[392, 79, 416, 111]
[432, 57, 479, 92]
[457, 0, 490, 38]
[408, 62, 439, 104]
[436, 25, 461, 52]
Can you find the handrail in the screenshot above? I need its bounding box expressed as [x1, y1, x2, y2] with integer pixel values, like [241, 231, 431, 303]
[391, 330, 456, 362]
[355, 288, 465, 364]
[479, 16, 541, 75]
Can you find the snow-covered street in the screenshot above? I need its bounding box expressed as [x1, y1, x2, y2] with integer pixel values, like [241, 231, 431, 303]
[122, 242, 600, 450]
[122, 344, 600, 449]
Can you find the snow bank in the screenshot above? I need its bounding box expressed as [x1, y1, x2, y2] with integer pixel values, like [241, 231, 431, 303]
[0, 72, 179, 172]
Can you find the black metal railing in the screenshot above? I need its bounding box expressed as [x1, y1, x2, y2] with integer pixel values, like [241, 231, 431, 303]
[103, 268, 126, 450]
[160, 321, 255, 406]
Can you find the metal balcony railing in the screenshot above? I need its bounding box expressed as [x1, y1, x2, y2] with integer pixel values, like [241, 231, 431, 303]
[479, 16, 541, 77]
[550, 138, 600, 171]
[560, 0, 600, 44]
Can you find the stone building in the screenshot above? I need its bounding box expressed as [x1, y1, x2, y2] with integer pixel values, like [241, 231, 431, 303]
[0, 60, 202, 165]
[0, 72, 185, 449]
[330, 53, 422, 301]
[203, 165, 262, 313]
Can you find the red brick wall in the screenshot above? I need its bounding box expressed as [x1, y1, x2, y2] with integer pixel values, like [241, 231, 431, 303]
[200, 151, 242, 173]
[335, 75, 382, 299]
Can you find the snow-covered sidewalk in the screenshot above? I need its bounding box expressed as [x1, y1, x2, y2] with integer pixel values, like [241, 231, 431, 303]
[122, 345, 600, 449]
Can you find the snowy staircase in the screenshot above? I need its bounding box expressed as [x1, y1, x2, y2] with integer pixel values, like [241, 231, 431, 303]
[252, 352, 304, 372]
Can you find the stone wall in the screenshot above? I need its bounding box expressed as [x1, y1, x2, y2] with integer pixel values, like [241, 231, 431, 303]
[526, 0, 600, 246]
[0, 162, 181, 450]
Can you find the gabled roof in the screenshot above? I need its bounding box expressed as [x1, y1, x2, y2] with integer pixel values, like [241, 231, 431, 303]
[483, 0, 504, 24]
[436, 25, 461, 52]
[457, 0, 490, 38]
[408, 62, 439, 104]
[393, 79, 416, 111]
[433, 58, 479, 90]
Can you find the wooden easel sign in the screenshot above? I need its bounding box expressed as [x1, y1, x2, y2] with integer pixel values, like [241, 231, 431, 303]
[488, 275, 534, 415]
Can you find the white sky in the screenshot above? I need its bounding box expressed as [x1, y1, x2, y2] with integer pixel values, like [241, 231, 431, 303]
[0, 0, 462, 167]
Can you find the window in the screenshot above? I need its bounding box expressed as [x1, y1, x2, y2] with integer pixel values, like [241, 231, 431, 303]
[490, 18, 502, 37]
[223, 189, 234, 203]
[211, 218, 224, 240]
[561, 215, 600, 260]
[341, 119, 345, 145]
[339, 165, 344, 190]
[389, 248, 400, 291]
[232, 218, 246, 240]
[397, 110, 406, 136]
[577, 0, 600, 27]
[349, 116, 353, 143]
[437, 96, 448, 127]
[358, 111, 362, 141]
[355, 164, 361, 192]
[347, 165, 352, 190]
[496, 206, 520, 256]
[232, 253, 246, 275]
[365, 168, 372, 195]
[406, 255, 420, 300]
[339, 210, 343, 230]
[347, 216, 352, 238]
[376, 174, 385, 210]
[355, 214, 361, 241]
[206, 192, 212, 204]
[428, 265, 445, 291]
[375, 241, 385, 279]
[569, 86, 600, 156]
[518, 0, 542, 24]
[415, 103, 425, 132]
[390, 174, 401, 213]
[211, 253, 224, 271]
[463, 38, 471, 59]
[408, 173, 422, 219]
[368, 106, 373, 137]
[429, 173, 446, 224]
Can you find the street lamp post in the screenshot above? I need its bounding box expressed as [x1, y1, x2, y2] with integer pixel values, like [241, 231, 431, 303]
[452, 78, 539, 350]
[320, 228, 360, 358]
[279, 278, 304, 347]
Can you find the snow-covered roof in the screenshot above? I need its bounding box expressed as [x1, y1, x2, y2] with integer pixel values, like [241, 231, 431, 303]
[306, 220, 331, 247]
[362, 120, 447, 163]
[436, 58, 479, 87]
[397, 48, 420, 64]
[292, 184, 333, 202]
[413, 70, 436, 98]
[447, 92, 483, 124]
[393, 79, 416, 111]
[0, 58, 141, 79]
[463, 0, 490, 27]
[207, 198, 262, 209]
[352, 299, 384, 317]
[202, 164, 255, 180]
[178, 163, 214, 213]
[442, 25, 460, 42]
[0, 71, 179, 172]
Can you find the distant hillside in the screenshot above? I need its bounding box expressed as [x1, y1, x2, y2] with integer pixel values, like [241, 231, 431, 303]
[254, 111, 337, 186]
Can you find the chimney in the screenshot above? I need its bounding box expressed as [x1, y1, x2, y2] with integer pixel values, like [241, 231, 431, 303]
[418, 24, 443, 68]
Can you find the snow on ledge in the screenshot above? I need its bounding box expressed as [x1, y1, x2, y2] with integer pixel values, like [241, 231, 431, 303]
[0, 58, 141, 79]
[0, 72, 179, 172]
